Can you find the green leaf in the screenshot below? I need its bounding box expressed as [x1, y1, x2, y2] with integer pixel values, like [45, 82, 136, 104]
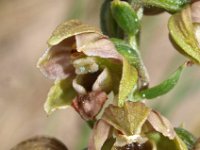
[142, 0, 190, 13]
[102, 102, 151, 135]
[111, 0, 140, 35]
[135, 63, 186, 100]
[168, 5, 200, 64]
[100, 0, 123, 38]
[147, 132, 188, 150]
[118, 58, 138, 106]
[175, 127, 197, 150]
[44, 78, 76, 114]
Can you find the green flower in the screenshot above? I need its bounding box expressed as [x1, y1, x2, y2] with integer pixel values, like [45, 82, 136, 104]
[168, 1, 200, 64]
[37, 20, 138, 120]
[89, 102, 187, 150]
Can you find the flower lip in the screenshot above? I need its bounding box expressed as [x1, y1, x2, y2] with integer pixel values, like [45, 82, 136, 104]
[72, 91, 108, 120]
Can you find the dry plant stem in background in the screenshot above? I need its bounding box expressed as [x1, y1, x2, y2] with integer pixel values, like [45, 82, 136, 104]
[11, 0, 200, 150]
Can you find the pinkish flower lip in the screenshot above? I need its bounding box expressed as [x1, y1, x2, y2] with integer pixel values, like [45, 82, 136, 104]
[72, 91, 108, 120]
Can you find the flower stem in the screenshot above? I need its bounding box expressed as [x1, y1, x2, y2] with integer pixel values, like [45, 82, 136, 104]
[128, 34, 150, 90]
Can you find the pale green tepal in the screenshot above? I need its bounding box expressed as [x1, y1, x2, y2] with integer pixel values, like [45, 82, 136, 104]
[168, 2, 200, 64]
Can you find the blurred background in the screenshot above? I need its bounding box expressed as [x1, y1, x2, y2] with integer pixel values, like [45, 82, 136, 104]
[0, 0, 200, 149]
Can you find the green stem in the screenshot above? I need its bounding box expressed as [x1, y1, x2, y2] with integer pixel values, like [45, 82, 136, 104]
[126, 4, 149, 90]
[128, 34, 150, 90]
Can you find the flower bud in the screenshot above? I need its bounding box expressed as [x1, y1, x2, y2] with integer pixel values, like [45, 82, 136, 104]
[111, 0, 140, 36]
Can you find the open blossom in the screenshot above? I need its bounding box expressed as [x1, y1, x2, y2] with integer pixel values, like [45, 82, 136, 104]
[89, 102, 187, 150]
[37, 20, 132, 120]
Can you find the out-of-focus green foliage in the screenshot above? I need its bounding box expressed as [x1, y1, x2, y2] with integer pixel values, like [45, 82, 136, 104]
[175, 127, 197, 150]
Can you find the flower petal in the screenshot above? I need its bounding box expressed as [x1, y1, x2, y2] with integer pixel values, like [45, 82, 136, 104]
[37, 38, 75, 80]
[147, 110, 176, 140]
[88, 120, 111, 150]
[72, 91, 108, 120]
[92, 68, 112, 92]
[75, 32, 103, 48]
[76, 33, 122, 60]
[72, 78, 87, 95]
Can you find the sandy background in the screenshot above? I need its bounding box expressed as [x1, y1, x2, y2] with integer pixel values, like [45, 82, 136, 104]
[0, 0, 200, 149]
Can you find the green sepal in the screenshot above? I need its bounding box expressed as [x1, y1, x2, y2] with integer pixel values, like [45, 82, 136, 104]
[111, 0, 140, 36]
[168, 5, 200, 64]
[134, 63, 186, 100]
[44, 77, 76, 114]
[175, 127, 197, 150]
[102, 102, 151, 135]
[100, 0, 123, 38]
[47, 20, 102, 46]
[147, 132, 188, 150]
[118, 58, 138, 106]
[141, 0, 190, 13]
